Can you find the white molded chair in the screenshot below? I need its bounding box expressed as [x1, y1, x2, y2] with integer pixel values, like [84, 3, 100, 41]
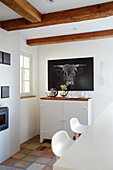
[52, 130, 74, 158]
[70, 118, 88, 139]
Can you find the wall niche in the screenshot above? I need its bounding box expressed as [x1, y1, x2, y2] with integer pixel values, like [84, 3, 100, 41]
[0, 51, 11, 65]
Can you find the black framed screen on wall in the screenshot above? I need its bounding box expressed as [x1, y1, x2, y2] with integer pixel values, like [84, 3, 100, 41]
[0, 51, 2, 63]
[1, 86, 10, 98]
[0, 51, 11, 65]
[48, 57, 94, 91]
[3, 52, 10, 65]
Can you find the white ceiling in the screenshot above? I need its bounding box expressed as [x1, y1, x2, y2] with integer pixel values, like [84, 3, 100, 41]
[20, 17, 113, 39]
[28, 0, 113, 14]
[0, 0, 113, 21]
[0, 2, 21, 21]
[0, 0, 113, 40]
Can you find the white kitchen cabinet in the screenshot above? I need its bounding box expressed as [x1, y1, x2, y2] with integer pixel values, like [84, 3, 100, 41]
[40, 98, 92, 143]
[40, 100, 63, 143]
[62, 100, 92, 138]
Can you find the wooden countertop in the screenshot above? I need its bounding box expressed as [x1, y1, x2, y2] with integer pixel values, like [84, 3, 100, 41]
[40, 97, 91, 101]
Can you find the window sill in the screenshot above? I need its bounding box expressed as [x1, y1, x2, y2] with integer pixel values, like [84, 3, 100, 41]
[20, 95, 36, 99]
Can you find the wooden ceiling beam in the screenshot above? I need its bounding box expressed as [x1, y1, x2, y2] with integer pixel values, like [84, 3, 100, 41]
[1, 1, 113, 31]
[26, 29, 113, 46]
[0, 0, 42, 23]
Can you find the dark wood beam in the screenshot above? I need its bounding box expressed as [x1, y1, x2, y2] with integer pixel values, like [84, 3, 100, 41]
[1, 2, 113, 31]
[0, 0, 42, 23]
[26, 29, 113, 46]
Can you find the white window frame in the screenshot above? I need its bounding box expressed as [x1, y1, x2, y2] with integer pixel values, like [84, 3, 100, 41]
[20, 51, 33, 96]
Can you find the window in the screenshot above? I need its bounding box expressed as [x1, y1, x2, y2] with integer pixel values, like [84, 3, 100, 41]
[20, 51, 33, 96]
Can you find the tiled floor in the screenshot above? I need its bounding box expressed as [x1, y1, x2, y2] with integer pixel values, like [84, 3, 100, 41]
[0, 136, 56, 170]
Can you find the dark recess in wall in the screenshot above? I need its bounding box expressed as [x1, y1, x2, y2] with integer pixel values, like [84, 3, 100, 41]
[1, 86, 10, 98]
[0, 51, 11, 65]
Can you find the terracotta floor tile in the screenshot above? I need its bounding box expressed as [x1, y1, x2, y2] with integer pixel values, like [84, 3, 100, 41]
[31, 135, 40, 141]
[48, 158, 56, 166]
[1, 158, 18, 166]
[27, 139, 36, 144]
[23, 155, 38, 162]
[29, 150, 44, 157]
[47, 148, 53, 153]
[8, 168, 23, 170]
[25, 144, 41, 150]
[19, 148, 32, 154]
[20, 143, 29, 150]
[42, 142, 51, 147]
[0, 136, 56, 170]
[23, 140, 32, 145]
[26, 163, 45, 170]
[43, 166, 53, 170]
[36, 146, 50, 151]
[25, 136, 40, 144]
[0, 165, 9, 170]
[42, 152, 55, 159]
[14, 160, 31, 169]
[11, 153, 25, 159]
[32, 139, 41, 144]
[35, 157, 51, 164]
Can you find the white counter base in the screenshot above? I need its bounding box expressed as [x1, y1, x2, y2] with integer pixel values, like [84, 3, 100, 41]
[40, 98, 92, 143]
[54, 102, 113, 170]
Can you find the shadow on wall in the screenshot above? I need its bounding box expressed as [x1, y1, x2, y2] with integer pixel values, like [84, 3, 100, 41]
[92, 92, 113, 120]
[0, 129, 11, 163]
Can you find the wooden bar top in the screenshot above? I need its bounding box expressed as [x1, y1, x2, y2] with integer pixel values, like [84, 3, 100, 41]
[40, 97, 91, 101]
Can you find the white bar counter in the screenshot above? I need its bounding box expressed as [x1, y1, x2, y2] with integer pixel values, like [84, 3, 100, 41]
[53, 103, 113, 170]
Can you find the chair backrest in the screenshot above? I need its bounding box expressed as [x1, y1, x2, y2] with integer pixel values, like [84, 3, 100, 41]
[70, 118, 80, 131]
[52, 130, 70, 156]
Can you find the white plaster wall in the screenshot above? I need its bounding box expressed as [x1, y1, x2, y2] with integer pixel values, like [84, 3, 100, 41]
[20, 36, 39, 144]
[0, 29, 20, 163]
[37, 38, 113, 122]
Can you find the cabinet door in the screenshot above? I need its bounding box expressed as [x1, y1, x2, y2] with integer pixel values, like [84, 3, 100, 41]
[40, 100, 62, 140]
[62, 101, 88, 138]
